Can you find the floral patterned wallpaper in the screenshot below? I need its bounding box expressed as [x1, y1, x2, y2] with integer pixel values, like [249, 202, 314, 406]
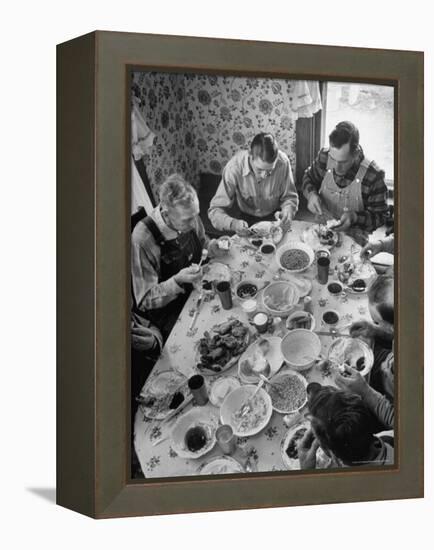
[132, 72, 197, 202]
[132, 72, 299, 202]
[183, 74, 297, 177]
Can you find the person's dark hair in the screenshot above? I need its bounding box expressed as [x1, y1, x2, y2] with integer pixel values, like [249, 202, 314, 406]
[329, 121, 360, 154]
[250, 133, 278, 163]
[368, 274, 394, 324]
[307, 384, 378, 465]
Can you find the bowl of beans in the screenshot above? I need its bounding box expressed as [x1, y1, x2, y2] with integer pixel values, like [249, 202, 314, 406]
[276, 241, 315, 273]
[235, 280, 260, 300]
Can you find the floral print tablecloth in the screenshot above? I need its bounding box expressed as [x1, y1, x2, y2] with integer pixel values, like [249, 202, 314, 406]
[134, 221, 373, 477]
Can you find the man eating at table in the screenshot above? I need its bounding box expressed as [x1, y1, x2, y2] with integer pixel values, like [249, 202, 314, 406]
[302, 121, 388, 244]
[131, 173, 226, 342]
[208, 132, 299, 236]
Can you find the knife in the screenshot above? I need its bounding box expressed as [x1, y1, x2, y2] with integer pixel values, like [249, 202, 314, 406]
[314, 330, 353, 338]
[189, 293, 203, 330]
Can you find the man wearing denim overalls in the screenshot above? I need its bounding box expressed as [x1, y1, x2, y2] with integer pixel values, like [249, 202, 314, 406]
[302, 121, 389, 245]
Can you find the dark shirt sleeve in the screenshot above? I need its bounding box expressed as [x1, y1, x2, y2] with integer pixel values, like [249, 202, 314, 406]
[364, 385, 394, 430]
[356, 168, 389, 232]
[301, 148, 328, 199]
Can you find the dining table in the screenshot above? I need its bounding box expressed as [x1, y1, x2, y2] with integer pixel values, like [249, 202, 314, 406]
[134, 220, 375, 478]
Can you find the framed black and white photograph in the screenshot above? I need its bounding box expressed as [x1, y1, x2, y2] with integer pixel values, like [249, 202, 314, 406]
[130, 72, 396, 479]
[57, 31, 423, 518]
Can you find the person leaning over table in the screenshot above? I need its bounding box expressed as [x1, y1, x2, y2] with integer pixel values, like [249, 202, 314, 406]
[208, 132, 299, 236]
[302, 121, 389, 244]
[131, 173, 227, 342]
[336, 274, 395, 430]
[297, 383, 394, 470]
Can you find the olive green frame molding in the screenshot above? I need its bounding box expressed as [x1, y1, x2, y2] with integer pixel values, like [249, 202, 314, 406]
[57, 31, 424, 519]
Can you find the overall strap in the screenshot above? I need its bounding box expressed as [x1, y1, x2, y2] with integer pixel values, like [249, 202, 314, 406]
[353, 157, 372, 184]
[143, 216, 166, 247]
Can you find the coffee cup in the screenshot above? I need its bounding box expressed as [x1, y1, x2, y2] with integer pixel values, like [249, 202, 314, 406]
[252, 312, 270, 334]
[259, 241, 276, 256]
[327, 281, 344, 296]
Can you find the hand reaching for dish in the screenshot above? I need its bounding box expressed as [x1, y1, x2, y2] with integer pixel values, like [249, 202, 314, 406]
[297, 428, 320, 469]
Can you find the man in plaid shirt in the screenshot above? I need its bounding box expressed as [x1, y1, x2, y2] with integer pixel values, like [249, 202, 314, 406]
[302, 121, 388, 238]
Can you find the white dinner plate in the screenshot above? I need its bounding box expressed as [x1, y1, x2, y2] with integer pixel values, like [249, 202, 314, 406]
[238, 336, 284, 383]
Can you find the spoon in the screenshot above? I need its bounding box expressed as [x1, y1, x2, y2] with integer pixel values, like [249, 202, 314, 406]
[197, 249, 208, 268]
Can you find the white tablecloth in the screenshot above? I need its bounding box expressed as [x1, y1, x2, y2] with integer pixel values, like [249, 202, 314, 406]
[134, 221, 373, 478]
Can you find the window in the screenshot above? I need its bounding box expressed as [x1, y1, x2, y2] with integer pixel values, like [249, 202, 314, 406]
[323, 82, 394, 185]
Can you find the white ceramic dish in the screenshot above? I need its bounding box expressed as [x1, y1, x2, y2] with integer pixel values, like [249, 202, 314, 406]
[327, 337, 374, 377]
[280, 419, 310, 470]
[262, 280, 300, 317]
[197, 455, 245, 475]
[276, 241, 315, 273]
[209, 376, 241, 407]
[286, 310, 316, 331]
[195, 319, 252, 377]
[234, 279, 261, 301]
[302, 224, 339, 250]
[171, 408, 218, 459]
[266, 370, 308, 414]
[139, 370, 187, 420]
[281, 329, 322, 371]
[250, 221, 284, 244]
[238, 336, 284, 383]
[220, 385, 273, 437]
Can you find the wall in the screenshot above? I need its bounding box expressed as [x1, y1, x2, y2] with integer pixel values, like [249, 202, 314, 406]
[132, 71, 197, 202]
[132, 72, 299, 202]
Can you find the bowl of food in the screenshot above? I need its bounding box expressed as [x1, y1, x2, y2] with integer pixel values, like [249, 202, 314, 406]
[235, 279, 260, 301]
[171, 408, 218, 459]
[276, 241, 315, 273]
[249, 221, 284, 244]
[286, 310, 316, 331]
[262, 280, 300, 317]
[197, 455, 245, 475]
[281, 329, 322, 371]
[302, 222, 339, 249]
[322, 309, 340, 327]
[280, 420, 310, 470]
[327, 337, 374, 377]
[266, 371, 308, 414]
[220, 385, 273, 437]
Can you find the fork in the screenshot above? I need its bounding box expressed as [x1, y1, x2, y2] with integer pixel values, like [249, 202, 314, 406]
[239, 379, 265, 417]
